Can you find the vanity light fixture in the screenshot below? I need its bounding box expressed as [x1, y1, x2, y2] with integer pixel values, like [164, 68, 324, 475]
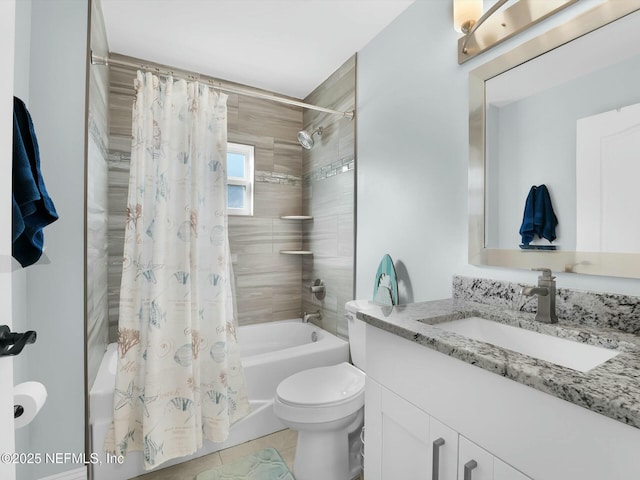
[455, 0, 579, 64]
[453, 0, 483, 34]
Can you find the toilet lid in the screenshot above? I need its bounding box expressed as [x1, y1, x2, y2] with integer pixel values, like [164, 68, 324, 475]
[276, 363, 365, 407]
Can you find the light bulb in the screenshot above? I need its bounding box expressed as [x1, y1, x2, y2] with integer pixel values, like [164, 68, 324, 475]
[453, 0, 483, 33]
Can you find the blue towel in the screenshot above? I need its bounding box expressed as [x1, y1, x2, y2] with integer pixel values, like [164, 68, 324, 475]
[12, 97, 58, 267]
[519, 184, 557, 245]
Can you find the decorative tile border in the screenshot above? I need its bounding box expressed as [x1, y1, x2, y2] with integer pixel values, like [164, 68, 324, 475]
[453, 275, 640, 334]
[254, 170, 301, 186]
[105, 158, 301, 187]
[303, 156, 354, 184]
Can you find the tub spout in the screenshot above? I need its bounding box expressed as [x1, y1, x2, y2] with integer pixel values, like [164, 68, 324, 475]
[303, 311, 322, 324]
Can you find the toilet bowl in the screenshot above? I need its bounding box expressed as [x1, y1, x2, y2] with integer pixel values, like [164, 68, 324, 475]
[274, 362, 365, 480]
[273, 300, 369, 480]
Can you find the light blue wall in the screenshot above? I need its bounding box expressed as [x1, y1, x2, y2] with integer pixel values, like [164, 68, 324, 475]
[12, 0, 33, 478]
[356, 0, 468, 303]
[356, 0, 640, 301]
[23, 1, 88, 477]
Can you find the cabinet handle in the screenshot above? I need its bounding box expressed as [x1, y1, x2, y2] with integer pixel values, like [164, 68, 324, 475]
[464, 459, 478, 480]
[432, 438, 445, 480]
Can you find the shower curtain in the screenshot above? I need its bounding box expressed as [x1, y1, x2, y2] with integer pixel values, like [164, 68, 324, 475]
[109, 71, 250, 469]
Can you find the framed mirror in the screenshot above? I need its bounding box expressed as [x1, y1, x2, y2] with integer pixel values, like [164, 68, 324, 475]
[469, 0, 640, 278]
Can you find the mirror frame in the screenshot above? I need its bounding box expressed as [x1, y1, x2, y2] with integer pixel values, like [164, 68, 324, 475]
[469, 0, 640, 278]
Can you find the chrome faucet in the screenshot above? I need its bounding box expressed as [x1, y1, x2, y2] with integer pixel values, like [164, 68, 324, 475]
[520, 268, 558, 324]
[303, 310, 322, 324]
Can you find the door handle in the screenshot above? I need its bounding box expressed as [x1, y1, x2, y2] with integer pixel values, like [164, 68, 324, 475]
[0, 326, 37, 357]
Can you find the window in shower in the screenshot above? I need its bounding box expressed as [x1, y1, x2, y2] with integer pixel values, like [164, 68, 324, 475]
[227, 142, 254, 216]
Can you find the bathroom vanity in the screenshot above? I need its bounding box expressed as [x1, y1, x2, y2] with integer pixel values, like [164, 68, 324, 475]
[357, 299, 640, 480]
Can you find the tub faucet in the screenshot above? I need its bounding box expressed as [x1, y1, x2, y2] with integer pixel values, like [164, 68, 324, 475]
[520, 268, 558, 324]
[303, 311, 322, 324]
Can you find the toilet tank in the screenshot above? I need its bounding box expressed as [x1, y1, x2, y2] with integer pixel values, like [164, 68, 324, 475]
[345, 300, 368, 371]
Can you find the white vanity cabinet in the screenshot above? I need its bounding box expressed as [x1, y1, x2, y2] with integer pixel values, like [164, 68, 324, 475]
[363, 322, 640, 480]
[365, 377, 530, 480]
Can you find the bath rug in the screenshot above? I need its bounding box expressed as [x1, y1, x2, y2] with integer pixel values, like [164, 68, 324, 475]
[194, 447, 295, 480]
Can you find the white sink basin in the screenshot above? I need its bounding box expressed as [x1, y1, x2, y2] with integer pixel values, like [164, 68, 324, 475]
[435, 316, 619, 372]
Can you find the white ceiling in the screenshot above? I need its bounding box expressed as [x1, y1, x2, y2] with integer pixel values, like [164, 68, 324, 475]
[100, 0, 415, 99]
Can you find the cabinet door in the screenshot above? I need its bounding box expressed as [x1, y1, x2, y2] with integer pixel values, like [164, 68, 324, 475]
[494, 458, 531, 480]
[430, 417, 458, 480]
[459, 436, 494, 480]
[380, 385, 431, 479]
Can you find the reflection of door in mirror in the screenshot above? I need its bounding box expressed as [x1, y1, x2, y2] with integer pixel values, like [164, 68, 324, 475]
[576, 103, 640, 254]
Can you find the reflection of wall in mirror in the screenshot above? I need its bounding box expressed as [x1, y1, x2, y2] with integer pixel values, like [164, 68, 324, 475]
[485, 53, 640, 250]
[576, 102, 640, 254]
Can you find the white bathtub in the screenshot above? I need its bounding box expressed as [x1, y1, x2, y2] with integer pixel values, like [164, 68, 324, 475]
[89, 319, 349, 480]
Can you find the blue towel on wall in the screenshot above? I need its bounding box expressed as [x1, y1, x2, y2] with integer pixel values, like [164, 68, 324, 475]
[519, 184, 557, 245]
[12, 97, 58, 267]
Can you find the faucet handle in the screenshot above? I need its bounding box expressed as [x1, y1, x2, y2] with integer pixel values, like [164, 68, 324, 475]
[532, 267, 553, 277]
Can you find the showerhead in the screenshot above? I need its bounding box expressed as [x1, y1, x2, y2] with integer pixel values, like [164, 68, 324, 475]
[297, 126, 323, 150]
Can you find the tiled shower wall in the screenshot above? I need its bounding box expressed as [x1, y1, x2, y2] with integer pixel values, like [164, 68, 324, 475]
[107, 55, 304, 340]
[302, 56, 356, 339]
[86, 0, 109, 386]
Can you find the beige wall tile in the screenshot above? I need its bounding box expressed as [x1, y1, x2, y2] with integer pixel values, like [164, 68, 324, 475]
[253, 182, 301, 218]
[229, 217, 273, 255]
[300, 53, 356, 337]
[274, 139, 303, 176]
[272, 218, 303, 252]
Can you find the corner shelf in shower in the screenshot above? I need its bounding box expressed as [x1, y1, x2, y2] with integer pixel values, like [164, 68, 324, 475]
[279, 216, 313, 255]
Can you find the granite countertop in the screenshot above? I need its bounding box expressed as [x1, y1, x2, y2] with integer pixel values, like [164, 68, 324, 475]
[356, 298, 640, 429]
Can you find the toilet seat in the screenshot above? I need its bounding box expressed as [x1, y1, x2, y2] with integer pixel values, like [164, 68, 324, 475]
[276, 362, 365, 407]
[274, 362, 365, 425]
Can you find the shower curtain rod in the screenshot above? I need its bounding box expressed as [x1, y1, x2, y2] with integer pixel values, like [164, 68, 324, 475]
[91, 53, 355, 120]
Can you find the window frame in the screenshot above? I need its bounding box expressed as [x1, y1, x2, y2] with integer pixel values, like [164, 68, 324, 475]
[226, 142, 254, 216]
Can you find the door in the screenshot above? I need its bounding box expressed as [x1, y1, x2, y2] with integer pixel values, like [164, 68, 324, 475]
[380, 385, 431, 479]
[364, 379, 432, 480]
[576, 102, 640, 253]
[430, 417, 458, 480]
[458, 436, 494, 480]
[494, 458, 531, 480]
[0, 0, 16, 479]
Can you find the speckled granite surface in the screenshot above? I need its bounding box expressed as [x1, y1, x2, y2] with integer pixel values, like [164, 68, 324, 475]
[355, 298, 640, 429]
[453, 275, 640, 334]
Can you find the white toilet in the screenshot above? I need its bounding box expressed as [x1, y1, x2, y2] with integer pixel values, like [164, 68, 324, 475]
[273, 300, 368, 480]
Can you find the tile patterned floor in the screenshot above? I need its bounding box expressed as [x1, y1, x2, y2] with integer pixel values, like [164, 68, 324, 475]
[131, 429, 297, 480]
